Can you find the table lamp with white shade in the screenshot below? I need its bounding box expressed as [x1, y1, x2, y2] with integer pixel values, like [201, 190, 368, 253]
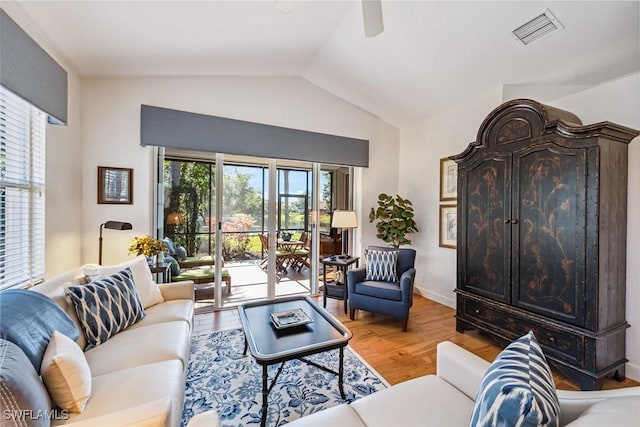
[331, 210, 358, 259]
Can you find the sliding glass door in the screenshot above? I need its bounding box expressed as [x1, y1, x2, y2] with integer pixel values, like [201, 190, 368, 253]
[161, 152, 352, 310]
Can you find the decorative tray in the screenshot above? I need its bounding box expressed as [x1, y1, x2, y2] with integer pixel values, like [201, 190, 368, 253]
[270, 308, 313, 329]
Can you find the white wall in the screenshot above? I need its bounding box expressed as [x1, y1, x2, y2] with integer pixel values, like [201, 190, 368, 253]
[399, 86, 503, 305]
[2, 5, 85, 278]
[81, 76, 399, 265]
[45, 72, 84, 277]
[399, 72, 640, 381]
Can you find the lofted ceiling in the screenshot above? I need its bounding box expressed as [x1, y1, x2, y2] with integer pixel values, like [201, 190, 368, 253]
[5, 0, 640, 127]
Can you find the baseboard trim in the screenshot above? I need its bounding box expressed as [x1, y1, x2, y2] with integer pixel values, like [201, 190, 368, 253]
[625, 361, 640, 382]
[414, 285, 455, 308]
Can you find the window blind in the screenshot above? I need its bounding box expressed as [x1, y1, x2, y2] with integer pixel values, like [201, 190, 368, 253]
[0, 86, 46, 290]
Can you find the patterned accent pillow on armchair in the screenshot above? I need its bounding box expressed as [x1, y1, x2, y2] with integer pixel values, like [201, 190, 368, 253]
[365, 249, 399, 282]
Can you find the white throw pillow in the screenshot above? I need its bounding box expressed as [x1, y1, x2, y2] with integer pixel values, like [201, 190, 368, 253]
[41, 331, 92, 413]
[99, 255, 164, 308]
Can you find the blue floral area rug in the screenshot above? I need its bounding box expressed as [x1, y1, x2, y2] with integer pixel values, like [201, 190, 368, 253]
[182, 328, 388, 426]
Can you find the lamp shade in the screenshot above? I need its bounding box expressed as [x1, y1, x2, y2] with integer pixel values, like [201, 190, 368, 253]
[166, 213, 184, 225]
[102, 221, 133, 231]
[331, 210, 358, 229]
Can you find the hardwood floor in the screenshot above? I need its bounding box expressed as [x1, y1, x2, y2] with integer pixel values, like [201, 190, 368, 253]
[193, 293, 639, 391]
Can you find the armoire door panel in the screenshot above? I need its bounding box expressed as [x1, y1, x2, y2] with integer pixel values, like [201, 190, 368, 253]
[460, 156, 511, 302]
[511, 146, 588, 327]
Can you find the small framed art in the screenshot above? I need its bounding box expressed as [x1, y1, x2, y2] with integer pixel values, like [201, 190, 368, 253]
[439, 204, 457, 249]
[439, 158, 458, 201]
[98, 166, 133, 204]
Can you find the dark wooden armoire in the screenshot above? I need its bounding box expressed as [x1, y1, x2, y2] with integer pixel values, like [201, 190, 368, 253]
[453, 99, 639, 390]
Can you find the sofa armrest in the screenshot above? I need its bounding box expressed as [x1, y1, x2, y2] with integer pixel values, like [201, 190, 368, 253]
[347, 267, 367, 293]
[557, 386, 640, 426]
[436, 341, 490, 401]
[158, 281, 194, 301]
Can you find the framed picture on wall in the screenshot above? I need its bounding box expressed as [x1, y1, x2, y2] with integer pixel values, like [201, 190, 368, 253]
[439, 204, 457, 249]
[439, 158, 458, 201]
[98, 166, 133, 204]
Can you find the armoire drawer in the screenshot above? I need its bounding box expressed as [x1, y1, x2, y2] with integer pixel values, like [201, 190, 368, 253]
[460, 297, 583, 366]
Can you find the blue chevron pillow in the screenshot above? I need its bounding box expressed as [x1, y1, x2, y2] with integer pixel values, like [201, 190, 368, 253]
[67, 268, 145, 349]
[469, 331, 560, 427]
[365, 249, 399, 282]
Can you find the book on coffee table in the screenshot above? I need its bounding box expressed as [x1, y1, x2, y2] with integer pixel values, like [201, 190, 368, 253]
[270, 308, 313, 329]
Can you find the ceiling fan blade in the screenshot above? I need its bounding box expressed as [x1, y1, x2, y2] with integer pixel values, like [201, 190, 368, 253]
[362, 0, 384, 37]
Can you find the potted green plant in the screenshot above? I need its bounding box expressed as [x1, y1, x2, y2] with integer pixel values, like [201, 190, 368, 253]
[369, 193, 419, 248]
[280, 231, 292, 241]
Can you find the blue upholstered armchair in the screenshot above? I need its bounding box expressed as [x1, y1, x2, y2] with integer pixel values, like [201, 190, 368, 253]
[347, 246, 417, 332]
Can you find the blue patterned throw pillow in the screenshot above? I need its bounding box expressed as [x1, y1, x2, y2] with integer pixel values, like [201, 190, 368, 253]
[365, 249, 399, 282]
[66, 268, 145, 349]
[469, 331, 560, 427]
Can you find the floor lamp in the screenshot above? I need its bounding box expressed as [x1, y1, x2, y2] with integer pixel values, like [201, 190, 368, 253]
[331, 210, 358, 259]
[99, 220, 133, 265]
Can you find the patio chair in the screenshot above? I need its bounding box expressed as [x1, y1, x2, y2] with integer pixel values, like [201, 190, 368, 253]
[259, 234, 293, 272]
[290, 232, 310, 270]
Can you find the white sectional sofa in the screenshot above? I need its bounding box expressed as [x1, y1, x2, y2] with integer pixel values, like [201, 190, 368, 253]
[5, 256, 195, 427]
[189, 340, 640, 427]
[286, 341, 640, 427]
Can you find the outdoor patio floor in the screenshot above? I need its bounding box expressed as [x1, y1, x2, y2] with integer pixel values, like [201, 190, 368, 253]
[194, 261, 314, 313]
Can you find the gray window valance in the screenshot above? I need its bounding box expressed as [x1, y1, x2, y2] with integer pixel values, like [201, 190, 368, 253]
[0, 9, 68, 125]
[140, 105, 369, 167]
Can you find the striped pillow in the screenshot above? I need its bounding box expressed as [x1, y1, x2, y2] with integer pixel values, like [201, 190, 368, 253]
[365, 249, 399, 282]
[469, 331, 560, 427]
[67, 268, 145, 349]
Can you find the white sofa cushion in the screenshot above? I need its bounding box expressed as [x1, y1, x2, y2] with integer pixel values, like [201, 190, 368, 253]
[352, 375, 475, 426]
[41, 331, 91, 413]
[284, 404, 366, 427]
[84, 321, 190, 376]
[565, 396, 639, 427]
[127, 299, 193, 331]
[53, 360, 184, 427]
[99, 256, 164, 309]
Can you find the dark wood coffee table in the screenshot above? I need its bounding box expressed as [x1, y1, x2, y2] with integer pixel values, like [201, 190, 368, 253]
[237, 296, 353, 427]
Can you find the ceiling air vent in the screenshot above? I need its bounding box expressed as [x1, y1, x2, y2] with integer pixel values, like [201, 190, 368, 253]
[513, 9, 563, 45]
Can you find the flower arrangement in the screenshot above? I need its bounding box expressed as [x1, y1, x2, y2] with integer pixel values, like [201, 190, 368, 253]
[128, 235, 165, 257]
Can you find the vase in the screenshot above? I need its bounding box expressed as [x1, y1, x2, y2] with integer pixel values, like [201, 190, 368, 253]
[146, 255, 156, 266]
